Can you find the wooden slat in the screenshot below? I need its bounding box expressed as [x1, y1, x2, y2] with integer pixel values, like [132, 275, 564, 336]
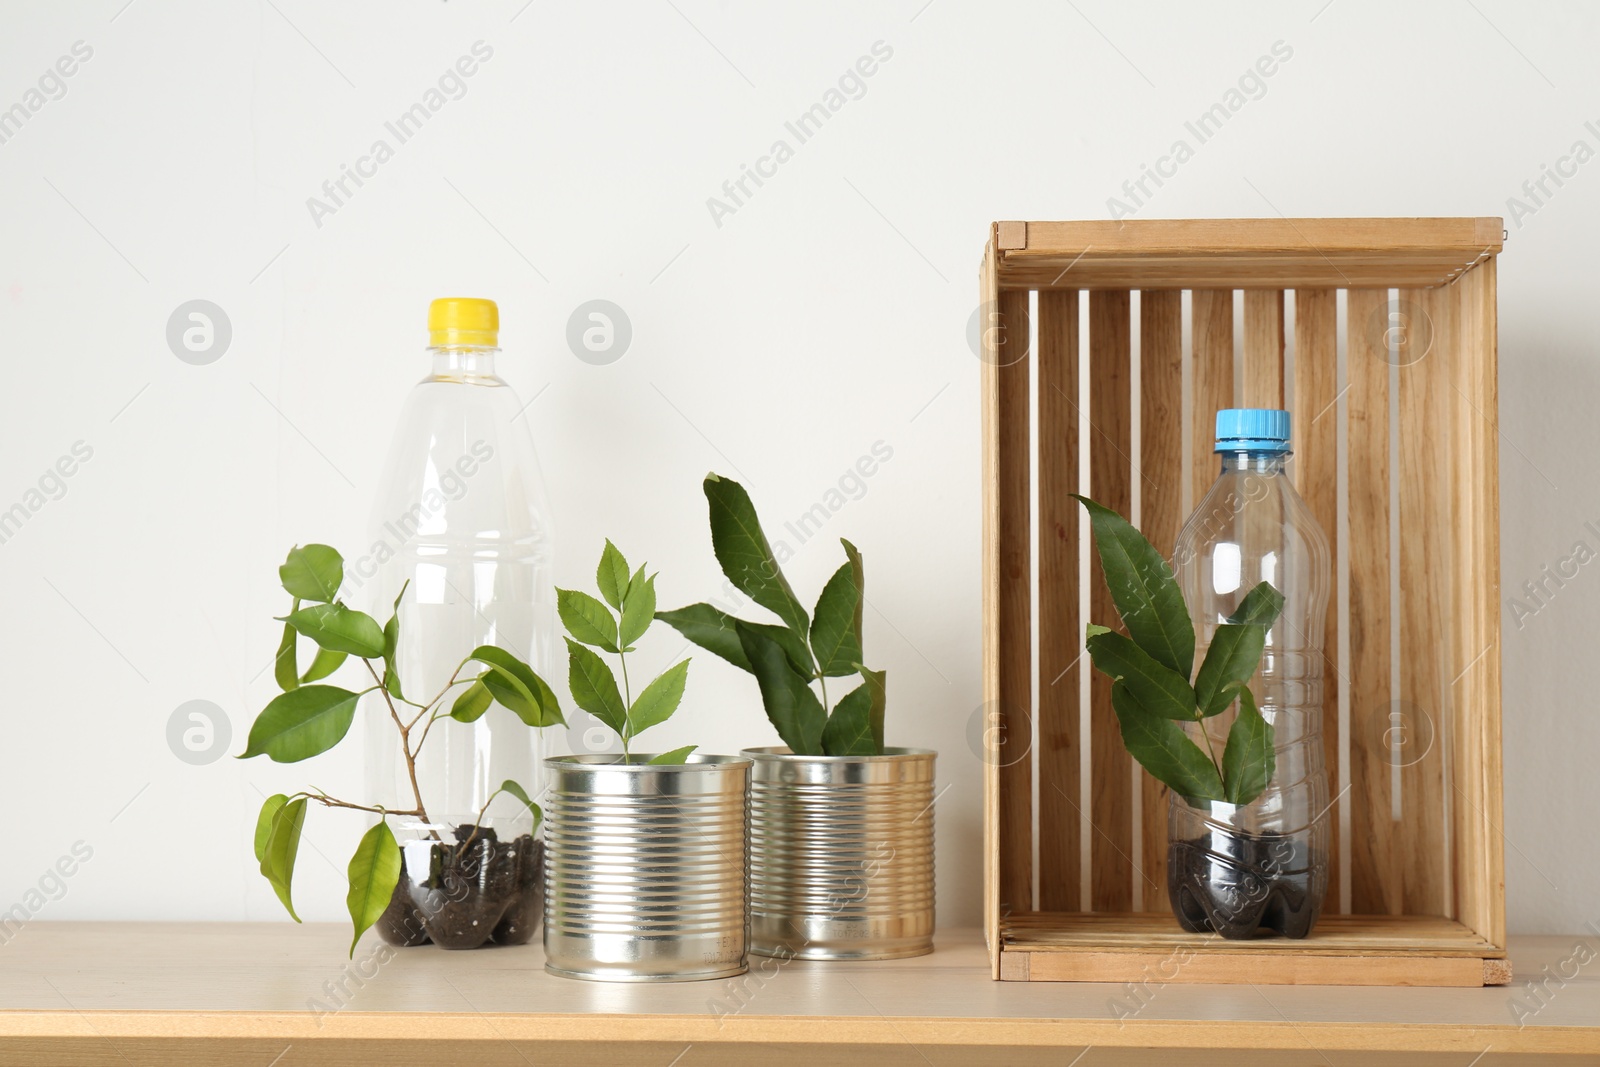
[996, 218, 1503, 290]
[1450, 260, 1506, 947]
[1190, 290, 1234, 507]
[1241, 290, 1285, 407]
[1014, 951, 1494, 987]
[1291, 288, 1342, 914]
[979, 236, 1003, 976]
[996, 285, 1034, 923]
[1037, 289, 1081, 913]
[1137, 290, 1183, 910]
[1003, 912, 1499, 954]
[1088, 290, 1133, 912]
[1398, 286, 1453, 917]
[1346, 288, 1397, 915]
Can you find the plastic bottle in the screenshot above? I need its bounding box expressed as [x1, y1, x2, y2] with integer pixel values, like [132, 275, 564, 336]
[362, 298, 555, 946]
[1168, 408, 1331, 939]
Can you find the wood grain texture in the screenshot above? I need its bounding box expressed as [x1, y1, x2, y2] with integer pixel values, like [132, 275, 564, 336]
[1291, 288, 1343, 914]
[1190, 290, 1235, 508]
[7, 924, 1590, 1059]
[980, 235, 1002, 975]
[1002, 912, 1498, 953]
[1016, 951, 1491, 987]
[1036, 289, 1081, 913]
[1450, 260, 1506, 948]
[996, 285, 1034, 921]
[1242, 290, 1285, 407]
[981, 222, 1505, 986]
[1346, 288, 1398, 916]
[996, 218, 1503, 290]
[1398, 286, 1453, 918]
[1087, 290, 1134, 912]
[1137, 289, 1183, 909]
[997, 220, 1028, 250]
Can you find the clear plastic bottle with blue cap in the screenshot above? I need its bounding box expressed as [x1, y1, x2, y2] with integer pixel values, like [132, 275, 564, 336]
[1168, 408, 1331, 938]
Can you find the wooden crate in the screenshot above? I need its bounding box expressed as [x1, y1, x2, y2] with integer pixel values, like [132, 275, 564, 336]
[979, 219, 1507, 987]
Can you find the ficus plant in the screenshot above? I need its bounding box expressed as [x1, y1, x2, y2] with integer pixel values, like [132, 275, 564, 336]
[658, 473, 887, 757]
[1076, 496, 1284, 807]
[240, 544, 564, 956]
[558, 539, 698, 764]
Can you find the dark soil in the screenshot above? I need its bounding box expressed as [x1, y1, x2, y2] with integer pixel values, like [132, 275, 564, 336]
[1168, 830, 1324, 939]
[376, 826, 543, 950]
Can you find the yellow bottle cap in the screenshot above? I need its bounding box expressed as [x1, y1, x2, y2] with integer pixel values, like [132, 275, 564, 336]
[428, 297, 499, 348]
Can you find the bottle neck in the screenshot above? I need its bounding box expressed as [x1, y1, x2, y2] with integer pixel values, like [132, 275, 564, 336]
[1218, 451, 1289, 475]
[427, 346, 500, 383]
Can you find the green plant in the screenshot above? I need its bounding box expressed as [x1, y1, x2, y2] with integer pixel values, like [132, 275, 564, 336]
[1076, 496, 1284, 807]
[239, 544, 564, 955]
[558, 539, 698, 763]
[658, 473, 887, 757]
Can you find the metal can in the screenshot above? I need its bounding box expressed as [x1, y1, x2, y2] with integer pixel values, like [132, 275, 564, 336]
[543, 753, 751, 981]
[743, 747, 936, 960]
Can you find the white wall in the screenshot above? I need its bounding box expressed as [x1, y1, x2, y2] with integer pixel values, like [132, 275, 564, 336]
[0, 0, 1592, 935]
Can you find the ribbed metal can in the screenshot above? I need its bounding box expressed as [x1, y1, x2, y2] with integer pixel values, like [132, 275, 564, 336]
[542, 753, 751, 982]
[743, 746, 936, 960]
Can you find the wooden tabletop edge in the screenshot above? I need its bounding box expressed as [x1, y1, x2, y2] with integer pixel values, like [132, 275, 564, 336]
[1, 1011, 1596, 1054]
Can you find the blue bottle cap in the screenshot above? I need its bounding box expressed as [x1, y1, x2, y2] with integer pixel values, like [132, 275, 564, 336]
[1214, 408, 1291, 454]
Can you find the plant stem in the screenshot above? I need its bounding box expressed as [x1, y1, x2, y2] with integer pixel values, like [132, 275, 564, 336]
[406, 656, 473, 731]
[455, 787, 505, 860]
[366, 659, 439, 841]
[1196, 712, 1223, 779]
[818, 674, 831, 717]
[617, 646, 633, 760]
[305, 792, 422, 818]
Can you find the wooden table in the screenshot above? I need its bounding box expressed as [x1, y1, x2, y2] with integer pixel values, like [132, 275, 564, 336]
[3, 924, 1597, 1065]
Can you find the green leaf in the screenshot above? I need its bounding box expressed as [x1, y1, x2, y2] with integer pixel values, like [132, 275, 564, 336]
[597, 539, 631, 610]
[280, 603, 386, 659]
[260, 796, 307, 922]
[657, 603, 749, 669]
[656, 603, 810, 675]
[557, 588, 620, 653]
[1222, 686, 1275, 806]
[467, 646, 564, 728]
[450, 679, 493, 722]
[1085, 623, 1111, 639]
[299, 647, 347, 685]
[841, 538, 866, 655]
[253, 794, 289, 864]
[648, 745, 698, 765]
[274, 612, 299, 693]
[279, 544, 343, 602]
[858, 664, 887, 753]
[1110, 682, 1224, 803]
[1227, 581, 1286, 628]
[628, 659, 689, 737]
[1084, 629, 1198, 721]
[810, 562, 862, 678]
[345, 820, 402, 958]
[240, 685, 361, 763]
[566, 638, 626, 735]
[499, 779, 543, 831]
[1193, 624, 1268, 718]
[1075, 496, 1195, 680]
[821, 683, 877, 756]
[619, 571, 656, 650]
[738, 623, 825, 754]
[704, 474, 812, 643]
[381, 615, 403, 700]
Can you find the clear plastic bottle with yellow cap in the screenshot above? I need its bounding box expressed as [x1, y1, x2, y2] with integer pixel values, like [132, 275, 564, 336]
[363, 298, 555, 947]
